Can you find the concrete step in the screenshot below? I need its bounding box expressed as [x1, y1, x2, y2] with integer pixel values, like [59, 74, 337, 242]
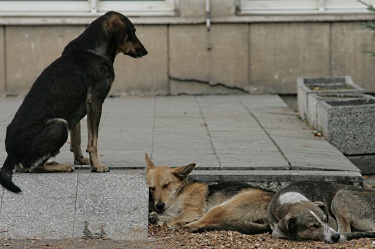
[0, 170, 147, 240]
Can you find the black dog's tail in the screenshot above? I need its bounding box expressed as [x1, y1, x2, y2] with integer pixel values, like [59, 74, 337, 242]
[343, 231, 375, 241]
[0, 154, 21, 193]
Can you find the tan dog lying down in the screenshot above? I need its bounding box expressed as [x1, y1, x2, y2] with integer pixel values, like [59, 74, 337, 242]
[145, 154, 275, 234]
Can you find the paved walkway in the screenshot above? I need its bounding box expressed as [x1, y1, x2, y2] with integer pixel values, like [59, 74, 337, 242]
[0, 94, 362, 240]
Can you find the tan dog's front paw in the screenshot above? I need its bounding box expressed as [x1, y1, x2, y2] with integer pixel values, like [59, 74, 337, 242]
[149, 212, 159, 224]
[65, 165, 75, 172]
[91, 163, 110, 172]
[166, 220, 187, 230]
[183, 222, 201, 233]
[74, 156, 90, 165]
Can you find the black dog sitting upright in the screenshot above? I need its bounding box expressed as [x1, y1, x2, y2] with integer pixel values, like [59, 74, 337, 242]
[0, 11, 147, 193]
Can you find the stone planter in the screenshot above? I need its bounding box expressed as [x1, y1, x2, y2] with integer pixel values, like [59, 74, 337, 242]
[297, 76, 364, 123]
[317, 94, 375, 155]
[307, 93, 365, 130]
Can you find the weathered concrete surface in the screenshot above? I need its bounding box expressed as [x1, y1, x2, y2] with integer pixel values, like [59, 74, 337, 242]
[0, 171, 148, 240]
[211, 0, 236, 17]
[170, 79, 245, 95]
[249, 23, 330, 94]
[331, 22, 375, 92]
[5, 26, 85, 94]
[179, 0, 205, 18]
[1, 21, 375, 96]
[0, 27, 4, 96]
[210, 24, 249, 89]
[111, 25, 169, 96]
[169, 24, 249, 91]
[169, 25, 209, 82]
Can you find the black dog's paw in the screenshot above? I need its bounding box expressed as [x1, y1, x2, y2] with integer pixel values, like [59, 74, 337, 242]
[149, 212, 159, 224]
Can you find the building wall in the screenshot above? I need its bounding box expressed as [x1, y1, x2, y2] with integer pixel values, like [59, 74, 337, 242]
[1, 0, 375, 96]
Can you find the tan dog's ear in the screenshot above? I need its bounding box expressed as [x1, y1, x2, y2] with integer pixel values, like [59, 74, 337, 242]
[314, 201, 329, 222]
[145, 153, 155, 172]
[173, 163, 196, 180]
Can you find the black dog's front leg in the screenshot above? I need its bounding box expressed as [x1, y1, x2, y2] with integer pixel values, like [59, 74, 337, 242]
[70, 122, 90, 165]
[86, 91, 109, 172]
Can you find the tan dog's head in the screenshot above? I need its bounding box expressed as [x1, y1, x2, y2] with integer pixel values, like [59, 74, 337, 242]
[277, 201, 340, 243]
[145, 153, 196, 213]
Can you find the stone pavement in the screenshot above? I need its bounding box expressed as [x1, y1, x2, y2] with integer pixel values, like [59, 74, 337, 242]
[0, 95, 362, 240]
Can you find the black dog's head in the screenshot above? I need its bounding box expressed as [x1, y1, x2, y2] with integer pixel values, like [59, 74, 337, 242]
[103, 11, 148, 58]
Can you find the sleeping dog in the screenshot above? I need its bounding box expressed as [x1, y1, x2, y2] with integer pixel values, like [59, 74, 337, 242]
[267, 181, 375, 243]
[0, 11, 147, 193]
[145, 154, 274, 234]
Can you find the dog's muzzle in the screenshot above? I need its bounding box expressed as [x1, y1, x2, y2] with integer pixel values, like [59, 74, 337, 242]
[155, 202, 165, 212]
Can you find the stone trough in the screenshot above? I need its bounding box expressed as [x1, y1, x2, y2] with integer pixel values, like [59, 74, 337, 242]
[297, 76, 364, 123]
[317, 95, 375, 156]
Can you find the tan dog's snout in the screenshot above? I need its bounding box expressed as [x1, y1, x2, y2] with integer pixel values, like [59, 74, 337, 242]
[155, 201, 166, 212]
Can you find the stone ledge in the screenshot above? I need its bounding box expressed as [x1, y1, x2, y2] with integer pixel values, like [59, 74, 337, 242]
[0, 170, 148, 240]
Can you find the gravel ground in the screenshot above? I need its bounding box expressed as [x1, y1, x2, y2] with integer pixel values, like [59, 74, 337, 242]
[1, 224, 375, 249]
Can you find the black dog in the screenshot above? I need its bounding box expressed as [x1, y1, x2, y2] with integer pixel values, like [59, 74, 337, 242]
[0, 11, 147, 193]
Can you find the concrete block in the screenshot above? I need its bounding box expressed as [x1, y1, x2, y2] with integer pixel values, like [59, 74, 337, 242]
[318, 95, 375, 155]
[331, 22, 375, 92]
[211, 0, 236, 19]
[169, 25, 209, 82]
[0, 174, 78, 239]
[308, 93, 365, 130]
[297, 76, 363, 122]
[170, 79, 245, 95]
[0, 27, 4, 96]
[178, 0, 205, 18]
[5, 26, 85, 95]
[0, 171, 148, 240]
[169, 24, 249, 91]
[347, 155, 375, 175]
[190, 170, 362, 191]
[210, 24, 249, 90]
[74, 172, 148, 240]
[250, 23, 330, 94]
[111, 25, 168, 96]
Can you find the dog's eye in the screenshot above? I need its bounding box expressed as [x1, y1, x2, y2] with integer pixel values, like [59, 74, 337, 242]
[310, 223, 320, 229]
[149, 187, 155, 192]
[163, 183, 170, 189]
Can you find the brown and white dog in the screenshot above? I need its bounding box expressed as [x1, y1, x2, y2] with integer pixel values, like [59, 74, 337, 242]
[145, 154, 275, 234]
[267, 181, 375, 243]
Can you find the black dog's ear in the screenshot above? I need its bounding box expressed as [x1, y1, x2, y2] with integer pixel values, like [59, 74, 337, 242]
[314, 201, 329, 222]
[173, 163, 196, 180]
[278, 215, 296, 238]
[106, 14, 124, 33]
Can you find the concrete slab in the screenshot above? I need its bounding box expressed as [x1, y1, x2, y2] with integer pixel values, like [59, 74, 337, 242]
[331, 22, 375, 93]
[0, 171, 147, 240]
[249, 23, 330, 94]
